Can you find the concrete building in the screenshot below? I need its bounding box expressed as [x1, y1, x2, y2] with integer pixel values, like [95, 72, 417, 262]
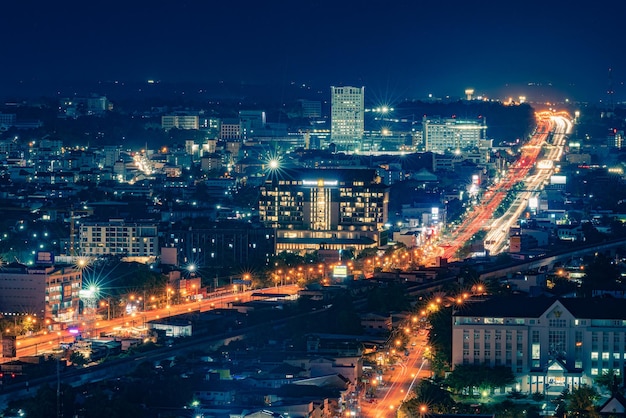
[86, 96, 109, 115]
[161, 115, 200, 130]
[0, 113, 17, 129]
[79, 220, 158, 257]
[239, 110, 266, 141]
[164, 221, 276, 271]
[423, 116, 487, 154]
[330, 86, 364, 151]
[452, 296, 626, 394]
[298, 99, 322, 118]
[259, 168, 388, 254]
[0, 262, 82, 320]
[200, 153, 223, 172]
[102, 145, 120, 169]
[220, 119, 241, 140]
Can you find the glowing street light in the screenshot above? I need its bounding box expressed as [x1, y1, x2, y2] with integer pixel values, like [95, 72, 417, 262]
[420, 404, 428, 418]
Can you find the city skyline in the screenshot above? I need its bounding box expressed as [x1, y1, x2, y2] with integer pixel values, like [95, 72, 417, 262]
[0, 0, 625, 104]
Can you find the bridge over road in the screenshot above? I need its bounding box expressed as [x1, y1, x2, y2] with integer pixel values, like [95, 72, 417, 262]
[477, 238, 626, 281]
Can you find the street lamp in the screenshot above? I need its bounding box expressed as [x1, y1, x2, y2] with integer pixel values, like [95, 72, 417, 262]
[166, 287, 173, 307]
[420, 404, 428, 418]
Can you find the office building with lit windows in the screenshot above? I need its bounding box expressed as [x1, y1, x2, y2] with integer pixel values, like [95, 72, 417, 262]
[79, 219, 158, 258]
[0, 261, 82, 320]
[422, 116, 487, 154]
[452, 296, 626, 394]
[163, 221, 276, 271]
[161, 114, 200, 130]
[259, 168, 388, 254]
[331, 86, 365, 151]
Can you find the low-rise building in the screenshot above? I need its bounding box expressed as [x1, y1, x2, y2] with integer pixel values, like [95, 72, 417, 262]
[452, 296, 626, 395]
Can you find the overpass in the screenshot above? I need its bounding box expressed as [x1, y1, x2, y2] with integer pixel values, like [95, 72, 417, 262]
[477, 238, 626, 281]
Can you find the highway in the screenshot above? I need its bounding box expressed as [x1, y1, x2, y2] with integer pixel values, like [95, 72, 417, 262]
[483, 113, 570, 254]
[2, 284, 299, 362]
[436, 112, 571, 261]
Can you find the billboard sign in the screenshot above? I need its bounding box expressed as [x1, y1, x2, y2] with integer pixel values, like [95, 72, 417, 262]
[333, 265, 348, 278]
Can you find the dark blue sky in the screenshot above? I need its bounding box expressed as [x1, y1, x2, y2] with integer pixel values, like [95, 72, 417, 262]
[1, 0, 625, 103]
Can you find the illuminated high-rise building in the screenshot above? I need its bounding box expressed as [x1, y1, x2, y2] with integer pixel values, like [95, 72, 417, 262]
[259, 168, 388, 254]
[331, 86, 365, 151]
[422, 116, 487, 154]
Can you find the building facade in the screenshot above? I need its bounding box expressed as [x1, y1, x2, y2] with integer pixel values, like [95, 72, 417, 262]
[220, 119, 241, 140]
[331, 86, 365, 151]
[79, 220, 158, 257]
[161, 115, 200, 131]
[0, 262, 82, 320]
[452, 296, 626, 394]
[423, 116, 487, 154]
[259, 168, 388, 254]
[164, 221, 276, 271]
[239, 110, 266, 141]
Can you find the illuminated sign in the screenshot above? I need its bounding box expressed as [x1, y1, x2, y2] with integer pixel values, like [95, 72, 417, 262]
[302, 179, 338, 187]
[36, 251, 54, 265]
[431, 207, 439, 222]
[528, 197, 538, 209]
[333, 265, 348, 278]
[550, 175, 567, 185]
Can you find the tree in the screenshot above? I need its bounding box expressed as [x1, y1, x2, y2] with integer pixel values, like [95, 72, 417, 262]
[400, 380, 455, 416]
[80, 386, 143, 418]
[446, 364, 515, 395]
[581, 252, 620, 297]
[553, 388, 570, 418]
[414, 380, 455, 412]
[69, 351, 88, 366]
[13, 383, 76, 418]
[486, 365, 516, 389]
[567, 385, 600, 418]
[366, 282, 411, 312]
[594, 369, 621, 394]
[356, 247, 378, 260]
[427, 306, 452, 371]
[446, 364, 483, 395]
[428, 349, 451, 378]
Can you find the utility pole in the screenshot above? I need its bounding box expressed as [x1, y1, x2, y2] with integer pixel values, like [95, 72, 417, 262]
[56, 358, 61, 418]
[69, 204, 75, 257]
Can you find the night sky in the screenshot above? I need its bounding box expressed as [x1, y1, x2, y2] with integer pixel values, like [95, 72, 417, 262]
[1, 0, 625, 103]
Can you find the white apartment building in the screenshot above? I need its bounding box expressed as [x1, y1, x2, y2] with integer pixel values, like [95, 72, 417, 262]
[422, 116, 487, 154]
[161, 115, 200, 130]
[331, 86, 364, 151]
[452, 296, 626, 394]
[79, 220, 158, 257]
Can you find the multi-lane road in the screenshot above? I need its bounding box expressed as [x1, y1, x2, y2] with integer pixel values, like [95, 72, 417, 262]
[2, 284, 300, 362]
[438, 112, 571, 260]
[483, 113, 570, 254]
[357, 331, 431, 418]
